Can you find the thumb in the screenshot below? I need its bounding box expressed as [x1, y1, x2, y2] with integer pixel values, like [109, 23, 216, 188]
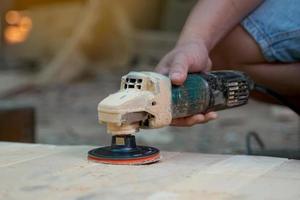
[203, 58, 212, 72]
[169, 54, 188, 85]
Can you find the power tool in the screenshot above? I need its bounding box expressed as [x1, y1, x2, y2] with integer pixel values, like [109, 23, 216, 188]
[88, 70, 254, 165]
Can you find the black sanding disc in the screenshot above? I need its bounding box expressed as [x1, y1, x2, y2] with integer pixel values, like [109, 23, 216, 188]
[88, 135, 160, 165]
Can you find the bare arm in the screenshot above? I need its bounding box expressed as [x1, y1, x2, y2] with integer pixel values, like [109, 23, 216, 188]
[156, 0, 263, 126]
[178, 0, 263, 50]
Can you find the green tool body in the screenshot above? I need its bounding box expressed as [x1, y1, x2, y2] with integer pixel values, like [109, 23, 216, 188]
[171, 71, 254, 118]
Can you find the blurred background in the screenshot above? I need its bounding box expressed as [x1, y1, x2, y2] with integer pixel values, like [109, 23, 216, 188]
[0, 0, 299, 157]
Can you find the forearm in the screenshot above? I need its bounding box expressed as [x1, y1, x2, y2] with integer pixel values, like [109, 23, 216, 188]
[178, 0, 263, 50]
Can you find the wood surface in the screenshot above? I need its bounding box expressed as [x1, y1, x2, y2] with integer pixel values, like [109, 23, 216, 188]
[0, 142, 299, 200]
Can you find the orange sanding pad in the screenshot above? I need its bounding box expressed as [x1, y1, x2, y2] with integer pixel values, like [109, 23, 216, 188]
[88, 149, 161, 165]
[87, 135, 161, 165]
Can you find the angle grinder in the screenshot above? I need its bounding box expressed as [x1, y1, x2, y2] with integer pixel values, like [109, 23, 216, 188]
[88, 70, 256, 165]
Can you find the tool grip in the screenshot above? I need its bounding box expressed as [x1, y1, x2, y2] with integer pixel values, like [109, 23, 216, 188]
[171, 71, 253, 118]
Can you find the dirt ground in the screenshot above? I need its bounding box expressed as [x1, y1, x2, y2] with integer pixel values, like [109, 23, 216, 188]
[1, 69, 299, 156]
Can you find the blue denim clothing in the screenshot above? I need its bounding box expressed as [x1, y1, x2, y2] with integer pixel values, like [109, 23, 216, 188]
[241, 0, 300, 62]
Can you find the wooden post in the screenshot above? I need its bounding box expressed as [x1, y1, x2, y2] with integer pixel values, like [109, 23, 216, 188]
[0, 102, 35, 143]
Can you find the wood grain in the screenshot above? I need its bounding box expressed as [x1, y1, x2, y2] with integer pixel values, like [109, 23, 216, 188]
[0, 142, 299, 200]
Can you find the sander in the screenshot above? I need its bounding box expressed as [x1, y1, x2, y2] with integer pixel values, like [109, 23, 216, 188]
[88, 70, 254, 165]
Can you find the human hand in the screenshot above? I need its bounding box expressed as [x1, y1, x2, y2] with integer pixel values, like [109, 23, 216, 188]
[155, 40, 217, 126]
[156, 40, 212, 85]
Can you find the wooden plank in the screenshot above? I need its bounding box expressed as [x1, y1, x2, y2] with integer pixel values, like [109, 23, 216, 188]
[0, 142, 66, 168]
[0, 142, 299, 200]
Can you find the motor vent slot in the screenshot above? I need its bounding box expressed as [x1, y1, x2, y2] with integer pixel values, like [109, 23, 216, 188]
[124, 78, 143, 90]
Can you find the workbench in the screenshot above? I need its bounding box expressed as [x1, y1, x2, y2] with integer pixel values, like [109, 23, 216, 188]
[1, 142, 300, 200]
